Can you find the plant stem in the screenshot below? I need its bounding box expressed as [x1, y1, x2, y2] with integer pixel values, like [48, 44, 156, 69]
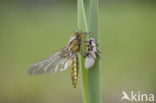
[88, 0, 102, 103]
[77, 0, 88, 103]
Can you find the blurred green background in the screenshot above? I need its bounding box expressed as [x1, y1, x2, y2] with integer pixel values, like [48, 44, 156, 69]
[0, 0, 156, 103]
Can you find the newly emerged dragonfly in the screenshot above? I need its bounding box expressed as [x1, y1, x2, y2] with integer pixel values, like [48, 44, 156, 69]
[84, 38, 101, 69]
[28, 30, 87, 88]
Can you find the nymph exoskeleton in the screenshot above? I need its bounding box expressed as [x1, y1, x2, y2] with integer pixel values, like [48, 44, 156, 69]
[84, 38, 101, 69]
[28, 30, 87, 88]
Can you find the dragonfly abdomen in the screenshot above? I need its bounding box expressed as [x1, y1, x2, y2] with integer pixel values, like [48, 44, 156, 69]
[70, 54, 79, 88]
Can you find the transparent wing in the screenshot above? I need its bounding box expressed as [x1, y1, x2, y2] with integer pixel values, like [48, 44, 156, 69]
[28, 47, 73, 75]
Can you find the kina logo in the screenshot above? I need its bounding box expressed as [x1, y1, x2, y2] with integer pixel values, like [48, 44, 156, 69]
[121, 91, 155, 102]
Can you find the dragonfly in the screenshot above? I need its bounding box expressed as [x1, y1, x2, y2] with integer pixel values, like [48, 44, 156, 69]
[28, 30, 87, 88]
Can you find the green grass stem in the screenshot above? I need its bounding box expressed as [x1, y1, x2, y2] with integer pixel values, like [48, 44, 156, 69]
[77, 0, 88, 103]
[88, 0, 102, 103]
[78, 0, 101, 103]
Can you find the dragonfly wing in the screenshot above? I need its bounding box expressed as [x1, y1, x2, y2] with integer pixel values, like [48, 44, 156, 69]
[28, 47, 72, 75]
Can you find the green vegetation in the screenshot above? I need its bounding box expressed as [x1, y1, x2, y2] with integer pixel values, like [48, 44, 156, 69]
[88, 0, 102, 103]
[77, 0, 88, 103]
[78, 0, 102, 102]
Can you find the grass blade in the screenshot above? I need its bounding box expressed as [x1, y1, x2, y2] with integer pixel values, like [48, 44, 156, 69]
[88, 0, 102, 103]
[77, 0, 88, 103]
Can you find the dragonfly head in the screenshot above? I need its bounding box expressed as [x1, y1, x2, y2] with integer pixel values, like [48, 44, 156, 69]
[74, 29, 82, 34]
[74, 29, 88, 38]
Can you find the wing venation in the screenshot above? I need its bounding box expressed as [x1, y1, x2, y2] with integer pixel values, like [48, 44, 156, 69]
[28, 47, 73, 75]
